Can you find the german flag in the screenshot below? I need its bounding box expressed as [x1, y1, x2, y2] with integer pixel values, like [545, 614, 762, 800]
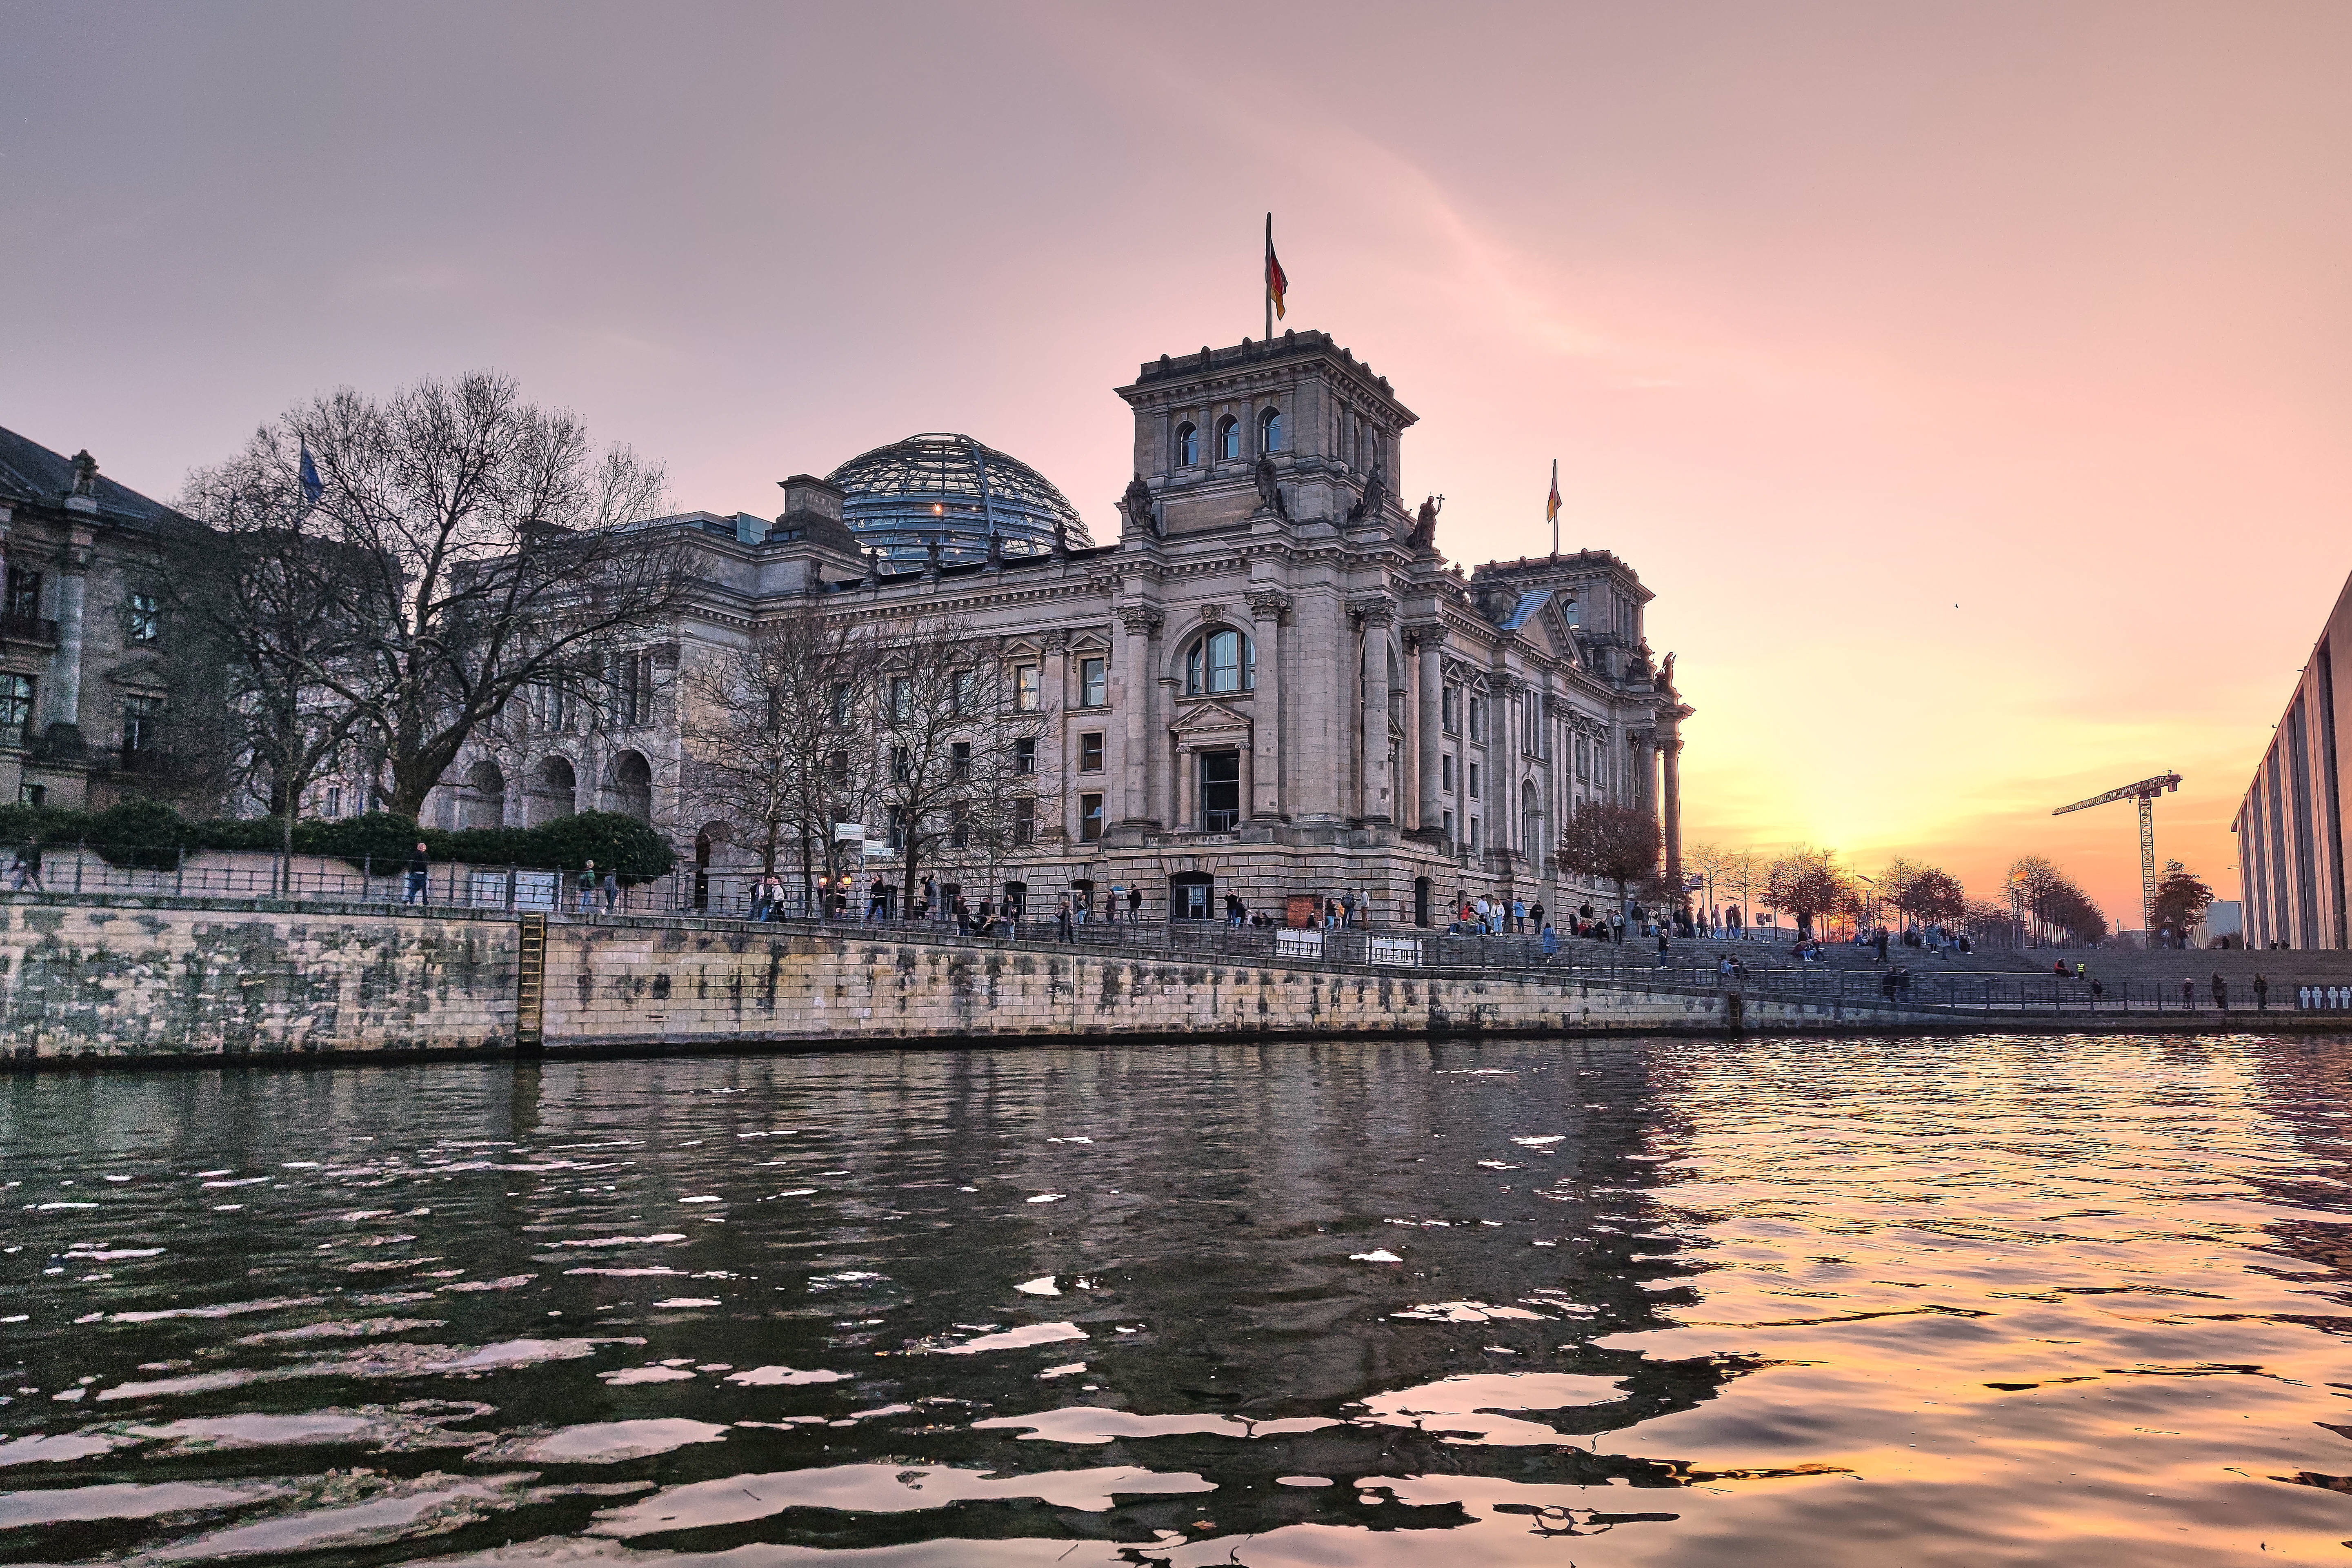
[1546, 458, 1561, 525]
[1266, 214, 1288, 321]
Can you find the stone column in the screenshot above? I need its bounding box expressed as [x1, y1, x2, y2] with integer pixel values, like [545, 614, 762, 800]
[1116, 606, 1162, 827]
[1292, 589, 1342, 822]
[1410, 626, 1445, 834]
[1661, 725, 1685, 908]
[1353, 599, 1395, 823]
[1245, 588, 1289, 820]
[44, 528, 93, 740]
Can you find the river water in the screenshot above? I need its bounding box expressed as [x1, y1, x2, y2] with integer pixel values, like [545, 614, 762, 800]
[2, 1034, 2350, 1566]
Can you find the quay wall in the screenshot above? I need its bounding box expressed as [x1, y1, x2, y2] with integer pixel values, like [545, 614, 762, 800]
[0, 895, 520, 1062]
[1, 894, 1960, 1065]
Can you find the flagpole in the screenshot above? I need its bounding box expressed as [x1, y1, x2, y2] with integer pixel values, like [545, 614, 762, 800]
[1264, 214, 1273, 343]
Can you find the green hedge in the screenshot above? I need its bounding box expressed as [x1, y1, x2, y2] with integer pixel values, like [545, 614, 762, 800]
[0, 803, 675, 881]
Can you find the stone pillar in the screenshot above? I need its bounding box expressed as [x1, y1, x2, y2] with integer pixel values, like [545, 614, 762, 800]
[1238, 741, 1254, 825]
[44, 527, 93, 740]
[1156, 679, 1179, 828]
[1661, 727, 1685, 908]
[1292, 589, 1342, 822]
[1116, 606, 1162, 827]
[1245, 588, 1289, 819]
[1411, 626, 1445, 834]
[1354, 599, 1394, 823]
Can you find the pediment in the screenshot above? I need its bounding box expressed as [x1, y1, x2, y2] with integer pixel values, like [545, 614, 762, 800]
[1171, 699, 1253, 736]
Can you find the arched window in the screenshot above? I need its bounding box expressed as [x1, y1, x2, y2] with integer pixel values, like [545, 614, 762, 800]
[1175, 422, 1198, 466]
[1258, 406, 1282, 454]
[1185, 628, 1255, 695]
[1216, 415, 1240, 461]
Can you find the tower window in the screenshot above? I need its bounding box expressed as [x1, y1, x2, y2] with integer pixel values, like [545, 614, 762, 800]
[1258, 406, 1282, 454]
[1217, 416, 1240, 461]
[1175, 422, 1198, 467]
[1079, 656, 1107, 707]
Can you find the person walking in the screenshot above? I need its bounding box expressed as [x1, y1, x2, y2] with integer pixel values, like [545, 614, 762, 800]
[1127, 885, 1143, 924]
[2254, 972, 2270, 1010]
[1873, 929, 1889, 964]
[577, 860, 598, 915]
[1511, 897, 1527, 934]
[2212, 972, 2229, 1012]
[1541, 923, 1558, 961]
[2179, 976, 2196, 1010]
[404, 842, 430, 905]
[600, 867, 620, 914]
[1530, 901, 1545, 934]
[11, 839, 42, 892]
[1056, 897, 1075, 943]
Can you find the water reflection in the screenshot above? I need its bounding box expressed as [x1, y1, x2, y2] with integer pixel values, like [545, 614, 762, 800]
[1, 1034, 2348, 1564]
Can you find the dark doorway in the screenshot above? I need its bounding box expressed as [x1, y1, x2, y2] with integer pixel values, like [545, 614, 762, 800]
[1002, 881, 1028, 920]
[694, 830, 712, 912]
[1171, 871, 1213, 921]
[1414, 876, 1433, 928]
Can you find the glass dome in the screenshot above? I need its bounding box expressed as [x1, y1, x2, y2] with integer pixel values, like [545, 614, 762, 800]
[826, 432, 1091, 568]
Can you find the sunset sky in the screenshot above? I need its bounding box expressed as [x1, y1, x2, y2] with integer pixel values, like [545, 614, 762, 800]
[8, 1, 2352, 925]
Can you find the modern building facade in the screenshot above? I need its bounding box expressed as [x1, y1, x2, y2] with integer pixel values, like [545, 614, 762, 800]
[0, 427, 196, 812]
[2235, 570, 2352, 949]
[428, 329, 1693, 924]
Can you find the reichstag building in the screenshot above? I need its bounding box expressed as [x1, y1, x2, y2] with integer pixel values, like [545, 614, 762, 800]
[429, 328, 1691, 926]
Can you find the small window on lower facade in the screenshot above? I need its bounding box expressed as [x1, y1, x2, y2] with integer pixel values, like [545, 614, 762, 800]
[1013, 798, 1036, 845]
[1014, 737, 1036, 775]
[1079, 793, 1105, 841]
[1079, 732, 1104, 772]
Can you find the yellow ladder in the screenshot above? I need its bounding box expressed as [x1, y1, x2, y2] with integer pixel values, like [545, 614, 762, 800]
[516, 912, 547, 1052]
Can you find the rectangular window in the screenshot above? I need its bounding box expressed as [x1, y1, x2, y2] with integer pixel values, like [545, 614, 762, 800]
[887, 807, 909, 851]
[1079, 732, 1105, 772]
[1442, 754, 1454, 793]
[0, 674, 32, 740]
[949, 800, 969, 849]
[1470, 816, 1481, 852]
[952, 669, 976, 716]
[5, 569, 39, 621]
[1013, 797, 1036, 845]
[831, 682, 852, 725]
[1199, 748, 1241, 832]
[1013, 664, 1040, 711]
[890, 675, 913, 721]
[129, 592, 160, 643]
[1014, 737, 1036, 775]
[1080, 656, 1107, 707]
[122, 693, 163, 752]
[1441, 686, 1458, 735]
[1442, 809, 1454, 840]
[1080, 793, 1105, 841]
[614, 649, 656, 727]
[1468, 761, 1481, 801]
[950, 741, 971, 781]
[1468, 696, 1485, 743]
[827, 748, 849, 784]
[891, 745, 912, 783]
[325, 785, 342, 818]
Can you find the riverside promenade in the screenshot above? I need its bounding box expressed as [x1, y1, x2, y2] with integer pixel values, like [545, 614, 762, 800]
[1, 892, 2344, 1066]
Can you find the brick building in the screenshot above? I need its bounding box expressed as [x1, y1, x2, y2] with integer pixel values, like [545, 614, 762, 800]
[431, 330, 1691, 925]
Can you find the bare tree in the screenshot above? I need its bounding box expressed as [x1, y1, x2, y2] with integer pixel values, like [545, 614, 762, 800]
[677, 603, 872, 912]
[1721, 848, 1760, 930]
[867, 616, 1045, 920]
[1558, 801, 1661, 916]
[169, 458, 377, 881]
[1682, 839, 1729, 928]
[219, 372, 690, 819]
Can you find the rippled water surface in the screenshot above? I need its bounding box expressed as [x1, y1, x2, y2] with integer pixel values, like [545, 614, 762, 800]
[4, 1034, 2352, 1566]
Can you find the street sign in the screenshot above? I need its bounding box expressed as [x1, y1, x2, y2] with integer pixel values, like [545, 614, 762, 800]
[833, 823, 867, 842]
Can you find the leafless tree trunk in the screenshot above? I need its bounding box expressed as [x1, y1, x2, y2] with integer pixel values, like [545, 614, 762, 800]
[868, 616, 1045, 923]
[219, 371, 691, 820]
[677, 603, 873, 914]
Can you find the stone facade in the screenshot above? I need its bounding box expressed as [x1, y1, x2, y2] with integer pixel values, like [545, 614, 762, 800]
[433, 331, 1692, 927]
[0, 429, 193, 812]
[2236, 564, 2352, 950]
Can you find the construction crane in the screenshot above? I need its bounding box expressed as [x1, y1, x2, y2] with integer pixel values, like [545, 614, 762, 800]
[2052, 772, 2182, 934]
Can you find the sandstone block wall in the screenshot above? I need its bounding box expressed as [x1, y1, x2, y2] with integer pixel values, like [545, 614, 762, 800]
[538, 921, 1927, 1049]
[0, 895, 519, 1061]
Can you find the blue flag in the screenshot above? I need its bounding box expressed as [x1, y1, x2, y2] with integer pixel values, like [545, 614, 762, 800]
[299, 445, 323, 506]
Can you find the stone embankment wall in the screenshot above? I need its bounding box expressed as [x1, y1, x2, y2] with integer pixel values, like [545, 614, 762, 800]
[540, 920, 1927, 1048]
[1, 895, 1957, 1065]
[0, 895, 519, 1062]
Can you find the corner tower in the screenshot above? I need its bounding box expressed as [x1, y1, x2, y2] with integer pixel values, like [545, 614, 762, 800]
[1114, 330, 1418, 539]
